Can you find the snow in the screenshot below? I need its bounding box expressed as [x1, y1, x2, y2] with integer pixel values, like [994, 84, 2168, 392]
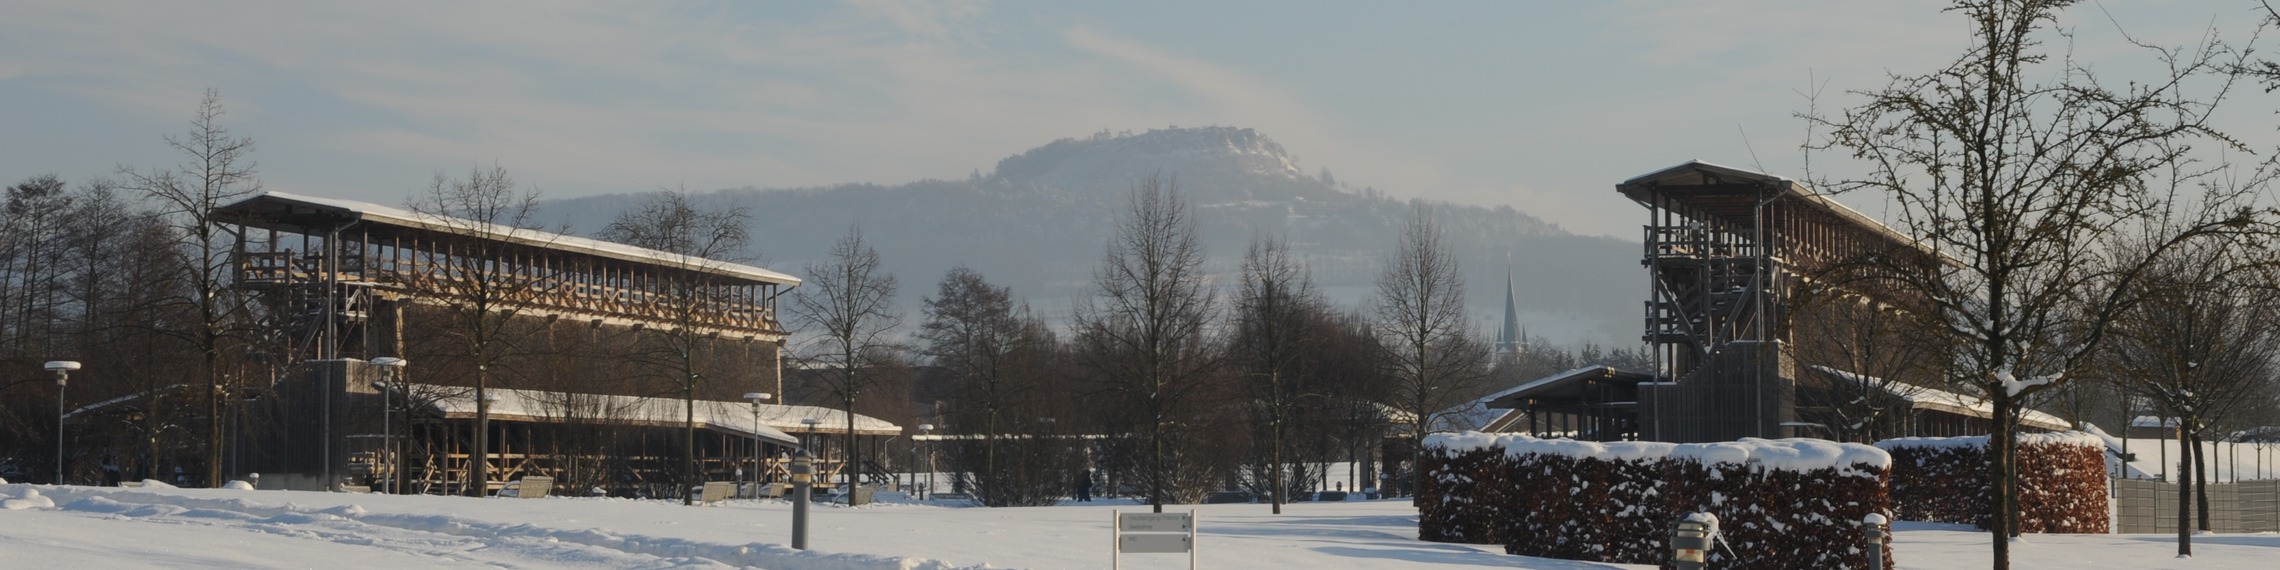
[1876, 432, 2105, 451]
[223, 191, 801, 287]
[1995, 366, 2062, 397]
[419, 388, 893, 443]
[6, 482, 2280, 568]
[1429, 431, 1890, 472]
[1805, 365, 2069, 430]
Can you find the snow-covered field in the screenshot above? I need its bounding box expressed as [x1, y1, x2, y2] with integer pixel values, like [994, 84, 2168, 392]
[4, 481, 2277, 569]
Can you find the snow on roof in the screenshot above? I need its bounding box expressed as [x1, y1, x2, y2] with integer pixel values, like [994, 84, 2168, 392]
[2129, 416, 2180, 429]
[418, 389, 898, 444]
[1475, 365, 1654, 409]
[219, 190, 800, 287]
[1873, 431, 2104, 451]
[1807, 365, 2070, 431]
[1424, 431, 1891, 473]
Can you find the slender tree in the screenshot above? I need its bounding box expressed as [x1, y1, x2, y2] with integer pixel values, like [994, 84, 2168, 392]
[788, 225, 901, 499]
[600, 189, 754, 505]
[1373, 202, 1491, 502]
[919, 267, 1065, 506]
[1232, 233, 1323, 514]
[1805, 1, 2271, 564]
[1073, 175, 1220, 512]
[2101, 241, 2280, 552]
[115, 89, 260, 488]
[400, 164, 552, 497]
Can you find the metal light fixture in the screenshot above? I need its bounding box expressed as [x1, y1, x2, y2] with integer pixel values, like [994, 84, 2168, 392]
[743, 392, 769, 497]
[45, 361, 80, 485]
[371, 357, 407, 494]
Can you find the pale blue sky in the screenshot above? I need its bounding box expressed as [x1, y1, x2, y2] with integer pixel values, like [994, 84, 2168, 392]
[4, 1, 2273, 237]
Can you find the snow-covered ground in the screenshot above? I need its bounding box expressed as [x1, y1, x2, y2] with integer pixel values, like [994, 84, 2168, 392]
[2107, 437, 2280, 483]
[4, 481, 2277, 569]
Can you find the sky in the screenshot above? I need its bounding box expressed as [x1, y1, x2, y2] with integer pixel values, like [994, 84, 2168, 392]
[4, 0, 2277, 238]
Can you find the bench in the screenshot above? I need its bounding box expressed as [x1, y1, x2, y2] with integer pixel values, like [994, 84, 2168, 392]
[499, 476, 552, 499]
[697, 481, 737, 504]
[755, 482, 790, 499]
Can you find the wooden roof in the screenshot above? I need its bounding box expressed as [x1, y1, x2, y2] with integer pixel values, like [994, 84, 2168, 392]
[1616, 161, 1941, 264]
[212, 191, 800, 287]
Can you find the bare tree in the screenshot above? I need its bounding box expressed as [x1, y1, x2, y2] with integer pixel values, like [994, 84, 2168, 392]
[2101, 241, 2280, 550]
[400, 164, 551, 497]
[1787, 280, 1949, 443]
[600, 189, 753, 505]
[788, 225, 901, 499]
[1374, 202, 1491, 501]
[115, 89, 261, 488]
[1073, 175, 1221, 512]
[1232, 233, 1324, 514]
[1804, 1, 2271, 564]
[919, 267, 1067, 506]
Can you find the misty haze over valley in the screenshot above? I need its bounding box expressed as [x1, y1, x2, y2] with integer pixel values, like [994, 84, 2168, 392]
[539, 127, 1644, 346]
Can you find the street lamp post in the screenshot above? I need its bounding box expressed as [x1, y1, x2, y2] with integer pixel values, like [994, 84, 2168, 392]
[917, 423, 934, 500]
[46, 361, 80, 485]
[801, 418, 821, 486]
[743, 392, 770, 498]
[371, 357, 407, 494]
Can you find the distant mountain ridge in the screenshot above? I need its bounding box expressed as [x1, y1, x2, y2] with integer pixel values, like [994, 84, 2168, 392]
[539, 127, 1640, 344]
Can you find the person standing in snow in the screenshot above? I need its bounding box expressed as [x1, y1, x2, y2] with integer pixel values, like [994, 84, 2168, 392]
[1074, 468, 1094, 502]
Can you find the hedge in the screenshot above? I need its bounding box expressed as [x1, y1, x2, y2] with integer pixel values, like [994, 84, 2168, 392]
[1875, 432, 2108, 533]
[1420, 433, 1894, 569]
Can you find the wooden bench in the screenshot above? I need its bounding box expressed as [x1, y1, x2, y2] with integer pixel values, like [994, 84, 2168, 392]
[697, 481, 737, 504]
[499, 476, 552, 499]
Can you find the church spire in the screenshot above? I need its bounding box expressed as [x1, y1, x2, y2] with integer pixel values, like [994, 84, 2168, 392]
[1499, 262, 1521, 354]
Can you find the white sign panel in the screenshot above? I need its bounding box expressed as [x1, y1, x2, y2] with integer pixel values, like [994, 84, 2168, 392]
[1119, 513, 1193, 533]
[1118, 534, 1192, 553]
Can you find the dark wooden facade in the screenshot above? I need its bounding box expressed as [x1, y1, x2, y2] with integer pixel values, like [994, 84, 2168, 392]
[207, 191, 836, 494]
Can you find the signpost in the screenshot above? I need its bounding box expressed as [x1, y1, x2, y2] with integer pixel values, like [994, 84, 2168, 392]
[1113, 510, 1196, 569]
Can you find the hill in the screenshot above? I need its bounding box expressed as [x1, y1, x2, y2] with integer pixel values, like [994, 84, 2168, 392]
[540, 127, 1643, 344]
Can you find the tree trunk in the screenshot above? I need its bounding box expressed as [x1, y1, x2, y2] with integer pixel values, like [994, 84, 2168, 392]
[1150, 409, 1165, 513]
[2192, 427, 2210, 532]
[683, 370, 696, 506]
[1271, 387, 1285, 515]
[1989, 395, 2014, 570]
[473, 364, 489, 498]
[2177, 421, 2194, 556]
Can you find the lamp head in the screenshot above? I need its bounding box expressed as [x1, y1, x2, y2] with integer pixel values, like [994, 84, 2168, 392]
[918, 424, 934, 431]
[370, 357, 407, 368]
[743, 392, 770, 401]
[44, 361, 81, 372]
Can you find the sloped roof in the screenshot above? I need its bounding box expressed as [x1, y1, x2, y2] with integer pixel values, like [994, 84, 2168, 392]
[417, 389, 902, 443]
[1808, 365, 2069, 431]
[1616, 161, 1945, 265]
[1478, 365, 1657, 410]
[212, 190, 799, 287]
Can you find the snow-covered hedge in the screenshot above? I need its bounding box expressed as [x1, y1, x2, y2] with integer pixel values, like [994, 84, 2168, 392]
[1420, 433, 1893, 569]
[1875, 432, 2107, 533]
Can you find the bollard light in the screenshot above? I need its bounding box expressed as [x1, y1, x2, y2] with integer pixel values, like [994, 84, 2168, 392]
[1864, 512, 1889, 570]
[1672, 512, 1718, 570]
[790, 449, 814, 550]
